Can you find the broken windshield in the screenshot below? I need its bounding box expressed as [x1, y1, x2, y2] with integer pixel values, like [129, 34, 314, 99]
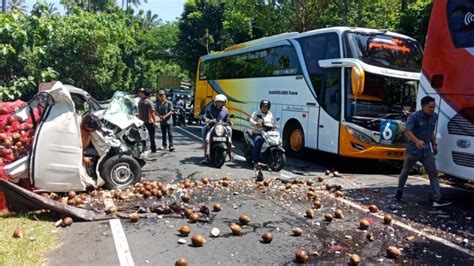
[102, 91, 137, 127]
[344, 32, 423, 72]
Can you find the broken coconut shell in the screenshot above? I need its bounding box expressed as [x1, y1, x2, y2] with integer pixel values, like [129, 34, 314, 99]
[295, 249, 309, 263]
[291, 227, 303, 236]
[175, 258, 188, 266]
[63, 217, 73, 227]
[306, 208, 315, 219]
[188, 213, 199, 223]
[359, 219, 369, 230]
[210, 227, 220, 237]
[12, 229, 23, 238]
[239, 215, 251, 225]
[129, 213, 140, 222]
[333, 171, 341, 177]
[368, 205, 379, 213]
[384, 214, 393, 224]
[334, 209, 344, 219]
[191, 235, 206, 247]
[350, 254, 361, 265]
[178, 225, 191, 237]
[229, 223, 241, 235]
[366, 234, 375, 242]
[261, 232, 273, 243]
[213, 203, 223, 212]
[324, 213, 333, 222]
[386, 246, 402, 259]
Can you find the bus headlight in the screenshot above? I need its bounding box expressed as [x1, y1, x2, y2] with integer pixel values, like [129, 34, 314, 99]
[215, 125, 225, 136]
[346, 126, 374, 144]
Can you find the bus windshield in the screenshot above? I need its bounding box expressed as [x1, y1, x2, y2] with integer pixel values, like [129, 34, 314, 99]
[344, 32, 423, 72]
[345, 71, 418, 123]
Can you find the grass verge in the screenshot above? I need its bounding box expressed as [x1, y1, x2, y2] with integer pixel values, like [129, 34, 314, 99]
[0, 213, 59, 265]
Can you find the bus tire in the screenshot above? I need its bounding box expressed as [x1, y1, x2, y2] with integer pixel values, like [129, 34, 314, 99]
[284, 121, 305, 157]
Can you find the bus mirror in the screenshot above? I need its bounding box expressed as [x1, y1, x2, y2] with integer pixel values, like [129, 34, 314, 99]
[351, 66, 365, 96]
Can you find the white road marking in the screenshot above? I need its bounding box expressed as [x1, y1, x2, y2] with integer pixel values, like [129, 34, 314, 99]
[333, 195, 474, 257]
[109, 219, 135, 266]
[175, 126, 203, 142]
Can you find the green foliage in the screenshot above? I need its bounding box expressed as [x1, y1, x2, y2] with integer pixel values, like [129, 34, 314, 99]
[398, 0, 433, 45]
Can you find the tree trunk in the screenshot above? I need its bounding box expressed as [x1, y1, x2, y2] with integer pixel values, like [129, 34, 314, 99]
[2, 0, 7, 13]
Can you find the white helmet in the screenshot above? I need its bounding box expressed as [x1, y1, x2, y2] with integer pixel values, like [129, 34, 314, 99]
[214, 94, 227, 105]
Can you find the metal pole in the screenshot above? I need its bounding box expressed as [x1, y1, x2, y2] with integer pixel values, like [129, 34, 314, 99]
[2, 0, 7, 13]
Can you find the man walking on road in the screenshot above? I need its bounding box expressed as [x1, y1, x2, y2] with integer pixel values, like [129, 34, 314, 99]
[396, 96, 451, 207]
[157, 90, 175, 151]
[138, 88, 157, 153]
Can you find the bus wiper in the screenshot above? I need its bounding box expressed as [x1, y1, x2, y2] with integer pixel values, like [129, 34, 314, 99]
[368, 112, 407, 123]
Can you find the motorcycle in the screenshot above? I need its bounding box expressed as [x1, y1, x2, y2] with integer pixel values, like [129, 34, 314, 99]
[205, 113, 234, 168]
[242, 116, 286, 172]
[173, 107, 186, 126]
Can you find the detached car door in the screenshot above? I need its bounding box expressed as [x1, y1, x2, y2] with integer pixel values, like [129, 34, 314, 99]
[30, 87, 91, 192]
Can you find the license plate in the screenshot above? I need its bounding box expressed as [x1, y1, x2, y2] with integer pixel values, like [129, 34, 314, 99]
[213, 137, 226, 141]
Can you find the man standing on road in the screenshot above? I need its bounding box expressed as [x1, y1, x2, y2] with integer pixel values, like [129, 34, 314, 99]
[396, 96, 451, 207]
[156, 90, 175, 151]
[138, 88, 157, 153]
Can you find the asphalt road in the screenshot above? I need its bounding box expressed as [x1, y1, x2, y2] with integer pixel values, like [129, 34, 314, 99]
[47, 125, 474, 265]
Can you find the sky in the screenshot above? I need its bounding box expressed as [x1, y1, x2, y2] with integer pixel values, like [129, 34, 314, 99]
[23, 0, 186, 22]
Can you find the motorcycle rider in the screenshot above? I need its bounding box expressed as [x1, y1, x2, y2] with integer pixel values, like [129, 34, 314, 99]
[200, 94, 232, 163]
[249, 100, 274, 169]
[175, 95, 186, 126]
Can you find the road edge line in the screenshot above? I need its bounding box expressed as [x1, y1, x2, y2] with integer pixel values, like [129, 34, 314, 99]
[333, 195, 474, 257]
[109, 219, 135, 266]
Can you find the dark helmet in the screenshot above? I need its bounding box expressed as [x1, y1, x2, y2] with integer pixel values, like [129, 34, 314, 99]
[260, 99, 271, 111]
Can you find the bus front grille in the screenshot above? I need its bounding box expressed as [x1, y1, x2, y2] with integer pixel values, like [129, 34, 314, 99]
[447, 108, 474, 137]
[452, 151, 474, 168]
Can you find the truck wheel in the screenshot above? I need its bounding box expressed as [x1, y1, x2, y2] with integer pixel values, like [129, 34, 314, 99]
[101, 155, 141, 189]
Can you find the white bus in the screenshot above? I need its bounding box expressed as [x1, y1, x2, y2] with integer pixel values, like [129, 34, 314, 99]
[417, 0, 474, 181]
[195, 27, 422, 160]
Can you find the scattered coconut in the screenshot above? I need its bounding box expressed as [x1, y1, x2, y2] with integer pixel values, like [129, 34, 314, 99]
[295, 249, 309, 263]
[285, 183, 292, 190]
[335, 191, 344, 198]
[181, 194, 191, 203]
[12, 229, 23, 238]
[261, 232, 273, 243]
[350, 254, 361, 265]
[312, 251, 321, 257]
[182, 180, 192, 189]
[129, 213, 140, 222]
[334, 209, 344, 219]
[178, 225, 191, 237]
[313, 200, 322, 209]
[333, 171, 341, 177]
[175, 258, 189, 266]
[384, 215, 393, 225]
[324, 213, 333, 222]
[202, 177, 209, 184]
[63, 217, 73, 227]
[67, 191, 76, 199]
[325, 170, 331, 175]
[306, 180, 313, 186]
[307, 191, 315, 199]
[263, 179, 271, 186]
[184, 208, 193, 218]
[318, 176, 324, 182]
[188, 213, 199, 223]
[308, 186, 315, 192]
[74, 197, 83, 205]
[239, 215, 251, 225]
[213, 203, 223, 212]
[306, 208, 315, 219]
[292, 227, 303, 236]
[210, 227, 220, 237]
[386, 246, 402, 259]
[191, 235, 206, 247]
[368, 205, 379, 213]
[222, 176, 230, 181]
[229, 223, 241, 235]
[404, 235, 415, 242]
[359, 219, 369, 230]
[67, 198, 75, 206]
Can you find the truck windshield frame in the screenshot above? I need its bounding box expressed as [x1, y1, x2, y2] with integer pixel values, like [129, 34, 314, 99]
[343, 31, 423, 72]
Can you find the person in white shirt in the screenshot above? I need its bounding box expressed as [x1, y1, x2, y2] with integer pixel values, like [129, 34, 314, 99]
[249, 99, 273, 169]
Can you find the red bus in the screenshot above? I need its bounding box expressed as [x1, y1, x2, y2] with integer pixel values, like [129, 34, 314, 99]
[417, 0, 474, 181]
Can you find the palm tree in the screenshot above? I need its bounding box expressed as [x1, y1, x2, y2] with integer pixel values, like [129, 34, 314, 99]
[141, 10, 160, 28]
[8, 0, 27, 13]
[126, 0, 147, 9]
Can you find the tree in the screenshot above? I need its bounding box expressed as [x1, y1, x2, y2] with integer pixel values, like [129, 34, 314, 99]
[8, 0, 27, 13]
[398, 0, 432, 45]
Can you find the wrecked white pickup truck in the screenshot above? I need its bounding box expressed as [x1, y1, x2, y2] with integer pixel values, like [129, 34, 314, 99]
[3, 82, 148, 192]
